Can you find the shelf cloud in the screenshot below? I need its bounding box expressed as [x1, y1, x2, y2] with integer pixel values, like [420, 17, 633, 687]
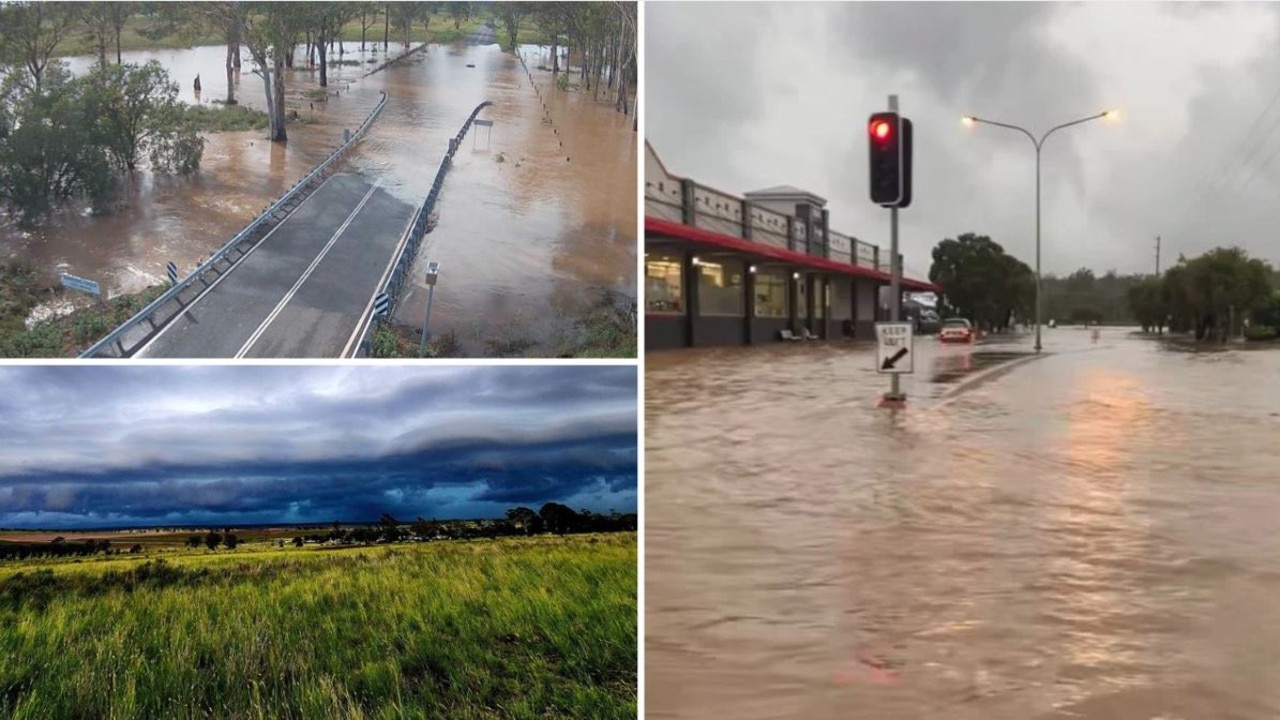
[0, 366, 637, 529]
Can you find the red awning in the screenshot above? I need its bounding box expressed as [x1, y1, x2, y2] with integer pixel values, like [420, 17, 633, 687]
[645, 217, 939, 292]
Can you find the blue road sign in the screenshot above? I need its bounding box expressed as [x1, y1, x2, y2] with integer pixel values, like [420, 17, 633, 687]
[373, 292, 390, 317]
[60, 273, 101, 297]
[166, 261, 178, 284]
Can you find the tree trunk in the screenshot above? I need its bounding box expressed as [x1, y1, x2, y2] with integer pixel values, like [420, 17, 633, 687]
[361, 12, 367, 51]
[260, 67, 276, 139]
[225, 42, 237, 104]
[271, 56, 288, 142]
[384, 5, 389, 51]
[235, 44, 242, 69]
[318, 32, 328, 87]
[113, 5, 124, 64]
[550, 34, 558, 73]
[611, 35, 620, 89]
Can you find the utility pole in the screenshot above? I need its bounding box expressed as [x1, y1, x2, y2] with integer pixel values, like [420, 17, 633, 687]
[1155, 235, 1161, 276]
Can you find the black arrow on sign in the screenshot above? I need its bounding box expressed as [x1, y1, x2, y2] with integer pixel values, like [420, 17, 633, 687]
[881, 347, 909, 370]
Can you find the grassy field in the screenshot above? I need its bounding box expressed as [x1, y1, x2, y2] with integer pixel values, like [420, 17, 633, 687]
[0, 533, 636, 719]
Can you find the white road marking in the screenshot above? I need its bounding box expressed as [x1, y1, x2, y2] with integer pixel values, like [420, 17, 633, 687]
[234, 181, 381, 358]
[133, 174, 341, 357]
[340, 204, 421, 358]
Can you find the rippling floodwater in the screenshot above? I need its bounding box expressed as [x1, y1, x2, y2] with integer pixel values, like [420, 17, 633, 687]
[646, 327, 1280, 719]
[3, 39, 635, 350]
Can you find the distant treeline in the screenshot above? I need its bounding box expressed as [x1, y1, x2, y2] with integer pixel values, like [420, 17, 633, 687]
[0, 538, 143, 561]
[0, 504, 637, 560]
[292, 504, 637, 547]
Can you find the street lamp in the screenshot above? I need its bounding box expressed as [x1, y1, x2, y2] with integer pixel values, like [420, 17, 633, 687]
[962, 110, 1115, 352]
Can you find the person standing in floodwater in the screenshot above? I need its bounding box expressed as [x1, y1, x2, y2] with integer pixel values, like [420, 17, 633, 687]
[1092, 327, 1101, 343]
[194, 74, 201, 93]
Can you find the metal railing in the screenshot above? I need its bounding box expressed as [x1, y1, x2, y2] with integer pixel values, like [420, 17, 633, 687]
[80, 91, 390, 358]
[348, 100, 494, 358]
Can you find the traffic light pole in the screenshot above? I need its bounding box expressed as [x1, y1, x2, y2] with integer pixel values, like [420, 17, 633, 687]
[887, 94, 904, 403]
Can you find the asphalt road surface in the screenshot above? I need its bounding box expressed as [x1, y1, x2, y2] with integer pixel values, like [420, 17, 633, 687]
[135, 172, 414, 358]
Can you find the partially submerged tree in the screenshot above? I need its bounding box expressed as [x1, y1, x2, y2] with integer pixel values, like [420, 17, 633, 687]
[243, 2, 306, 142]
[307, 2, 361, 87]
[0, 64, 114, 222]
[94, 61, 204, 172]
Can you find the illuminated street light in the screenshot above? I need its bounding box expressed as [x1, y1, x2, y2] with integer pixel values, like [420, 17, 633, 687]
[962, 109, 1114, 352]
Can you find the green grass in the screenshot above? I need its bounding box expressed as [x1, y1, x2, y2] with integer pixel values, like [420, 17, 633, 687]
[0, 263, 52, 341]
[0, 277, 166, 358]
[183, 104, 269, 133]
[369, 322, 463, 359]
[560, 292, 638, 359]
[0, 534, 636, 719]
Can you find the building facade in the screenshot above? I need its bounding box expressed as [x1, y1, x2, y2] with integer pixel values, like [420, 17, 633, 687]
[645, 142, 938, 351]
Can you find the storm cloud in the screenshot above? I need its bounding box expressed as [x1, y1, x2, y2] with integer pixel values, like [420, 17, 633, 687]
[0, 366, 637, 529]
[646, 2, 1280, 278]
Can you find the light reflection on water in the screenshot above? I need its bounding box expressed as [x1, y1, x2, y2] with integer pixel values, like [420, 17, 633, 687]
[646, 330, 1280, 719]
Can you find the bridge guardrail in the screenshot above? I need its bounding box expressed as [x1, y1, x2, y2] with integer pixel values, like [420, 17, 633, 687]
[348, 100, 493, 358]
[80, 91, 390, 358]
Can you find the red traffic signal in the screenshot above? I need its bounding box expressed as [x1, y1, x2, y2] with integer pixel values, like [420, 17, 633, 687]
[870, 119, 893, 142]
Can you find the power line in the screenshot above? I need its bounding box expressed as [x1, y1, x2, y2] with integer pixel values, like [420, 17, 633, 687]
[1167, 73, 1280, 234]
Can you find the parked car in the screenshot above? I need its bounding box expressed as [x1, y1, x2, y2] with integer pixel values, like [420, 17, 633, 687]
[939, 318, 975, 343]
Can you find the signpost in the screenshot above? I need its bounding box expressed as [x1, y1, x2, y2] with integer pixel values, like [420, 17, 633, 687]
[474, 118, 493, 149]
[875, 322, 914, 375]
[418, 261, 440, 359]
[60, 273, 101, 297]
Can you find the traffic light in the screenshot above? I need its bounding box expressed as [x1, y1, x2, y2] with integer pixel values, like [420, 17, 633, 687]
[868, 112, 913, 208]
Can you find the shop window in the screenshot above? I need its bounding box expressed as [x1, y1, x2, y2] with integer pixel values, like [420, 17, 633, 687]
[646, 253, 683, 314]
[697, 259, 744, 316]
[754, 269, 788, 318]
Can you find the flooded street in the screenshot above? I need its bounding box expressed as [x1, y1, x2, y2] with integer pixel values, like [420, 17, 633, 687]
[646, 328, 1280, 719]
[2, 39, 635, 353]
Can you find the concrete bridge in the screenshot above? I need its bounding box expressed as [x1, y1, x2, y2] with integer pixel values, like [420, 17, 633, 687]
[81, 94, 490, 359]
[134, 172, 412, 358]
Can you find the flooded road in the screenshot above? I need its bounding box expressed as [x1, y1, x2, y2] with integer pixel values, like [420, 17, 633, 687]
[381, 45, 637, 355]
[3, 39, 636, 354]
[646, 327, 1280, 719]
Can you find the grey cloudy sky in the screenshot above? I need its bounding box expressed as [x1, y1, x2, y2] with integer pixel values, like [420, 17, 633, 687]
[0, 366, 637, 529]
[646, 1, 1280, 279]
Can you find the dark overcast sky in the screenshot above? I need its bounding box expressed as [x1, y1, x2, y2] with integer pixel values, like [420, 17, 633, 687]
[646, 1, 1280, 279]
[0, 366, 637, 529]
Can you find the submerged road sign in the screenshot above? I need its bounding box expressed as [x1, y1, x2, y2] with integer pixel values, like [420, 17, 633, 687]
[60, 273, 101, 297]
[166, 261, 178, 284]
[875, 322, 914, 374]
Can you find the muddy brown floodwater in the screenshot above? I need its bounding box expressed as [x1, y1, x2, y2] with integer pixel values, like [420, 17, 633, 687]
[3, 39, 636, 354]
[377, 44, 637, 355]
[646, 327, 1280, 720]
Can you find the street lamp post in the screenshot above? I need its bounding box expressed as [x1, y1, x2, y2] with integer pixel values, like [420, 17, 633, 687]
[962, 110, 1114, 352]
